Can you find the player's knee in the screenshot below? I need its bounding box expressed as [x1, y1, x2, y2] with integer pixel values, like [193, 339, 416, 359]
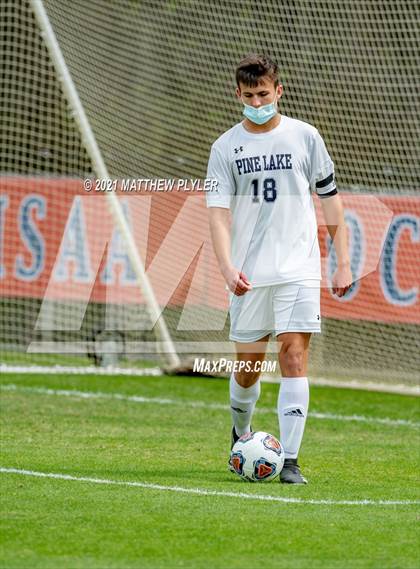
[279, 346, 305, 376]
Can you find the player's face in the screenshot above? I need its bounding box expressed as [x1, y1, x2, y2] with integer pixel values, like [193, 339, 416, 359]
[236, 77, 283, 107]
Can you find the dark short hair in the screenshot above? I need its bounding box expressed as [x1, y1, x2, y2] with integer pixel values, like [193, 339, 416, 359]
[235, 54, 279, 88]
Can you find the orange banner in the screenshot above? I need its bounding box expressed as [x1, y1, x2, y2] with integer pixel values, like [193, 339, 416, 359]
[1, 177, 419, 324]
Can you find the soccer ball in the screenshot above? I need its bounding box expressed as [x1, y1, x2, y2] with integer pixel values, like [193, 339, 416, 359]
[230, 431, 285, 482]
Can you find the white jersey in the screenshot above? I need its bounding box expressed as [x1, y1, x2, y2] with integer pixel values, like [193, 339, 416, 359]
[206, 115, 336, 287]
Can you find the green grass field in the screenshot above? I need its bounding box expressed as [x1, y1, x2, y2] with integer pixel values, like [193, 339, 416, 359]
[0, 372, 419, 569]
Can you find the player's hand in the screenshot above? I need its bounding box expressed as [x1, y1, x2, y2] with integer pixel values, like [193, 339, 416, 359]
[223, 266, 252, 296]
[331, 264, 353, 297]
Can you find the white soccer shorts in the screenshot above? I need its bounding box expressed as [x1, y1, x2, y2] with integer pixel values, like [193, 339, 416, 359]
[229, 280, 321, 343]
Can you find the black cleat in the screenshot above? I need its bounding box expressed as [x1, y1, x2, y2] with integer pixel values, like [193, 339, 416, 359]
[280, 458, 308, 484]
[228, 426, 251, 472]
[231, 426, 240, 450]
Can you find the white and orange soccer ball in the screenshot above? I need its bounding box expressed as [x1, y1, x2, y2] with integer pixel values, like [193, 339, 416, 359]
[230, 431, 285, 482]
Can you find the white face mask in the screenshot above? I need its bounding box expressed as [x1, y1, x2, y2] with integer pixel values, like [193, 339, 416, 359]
[242, 93, 278, 125]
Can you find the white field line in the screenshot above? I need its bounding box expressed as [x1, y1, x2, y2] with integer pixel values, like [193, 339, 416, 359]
[1, 383, 419, 429]
[1, 364, 419, 397]
[0, 364, 162, 376]
[1, 467, 418, 507]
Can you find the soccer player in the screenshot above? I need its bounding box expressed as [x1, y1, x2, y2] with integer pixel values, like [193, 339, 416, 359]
[206, 54, 352, 484]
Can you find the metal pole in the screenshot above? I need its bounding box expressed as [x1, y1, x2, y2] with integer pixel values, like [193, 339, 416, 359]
[29, 0, 181, 367]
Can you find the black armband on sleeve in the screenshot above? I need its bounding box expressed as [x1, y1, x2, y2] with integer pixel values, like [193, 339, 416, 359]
[315, 172, 335, 189]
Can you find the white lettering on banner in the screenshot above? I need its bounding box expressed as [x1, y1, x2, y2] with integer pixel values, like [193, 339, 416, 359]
[52, 196, 93, 283]
[380, 214, 419, 306]
[15, 195, 46, 281]
[100, 199, 137, 286]
[35, 195, 226, 332]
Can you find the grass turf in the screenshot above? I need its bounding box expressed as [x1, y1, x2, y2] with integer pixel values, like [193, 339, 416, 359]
[0, 372, 419, 569]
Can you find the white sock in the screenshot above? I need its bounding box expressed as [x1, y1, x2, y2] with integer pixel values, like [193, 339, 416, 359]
[278, 377, 309, 459]
[230, 371, 260, 436]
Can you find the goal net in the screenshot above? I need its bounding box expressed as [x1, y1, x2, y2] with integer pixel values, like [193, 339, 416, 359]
[1, 0, 418, 390]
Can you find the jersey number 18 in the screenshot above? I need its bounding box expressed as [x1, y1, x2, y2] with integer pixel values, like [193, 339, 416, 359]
[251, 178, 277, 203]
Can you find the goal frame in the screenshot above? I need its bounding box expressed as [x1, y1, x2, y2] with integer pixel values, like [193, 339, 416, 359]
[29, 0, 180, 368]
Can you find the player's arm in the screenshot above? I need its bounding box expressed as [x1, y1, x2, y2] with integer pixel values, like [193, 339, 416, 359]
[320, 193, 353, 297]
[206, 143, 251, 296]
[310, 129, 352, 297]
[208, 207, 252, 296]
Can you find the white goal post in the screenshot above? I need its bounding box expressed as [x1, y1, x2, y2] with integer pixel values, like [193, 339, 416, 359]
[29, 0, 180, 368]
